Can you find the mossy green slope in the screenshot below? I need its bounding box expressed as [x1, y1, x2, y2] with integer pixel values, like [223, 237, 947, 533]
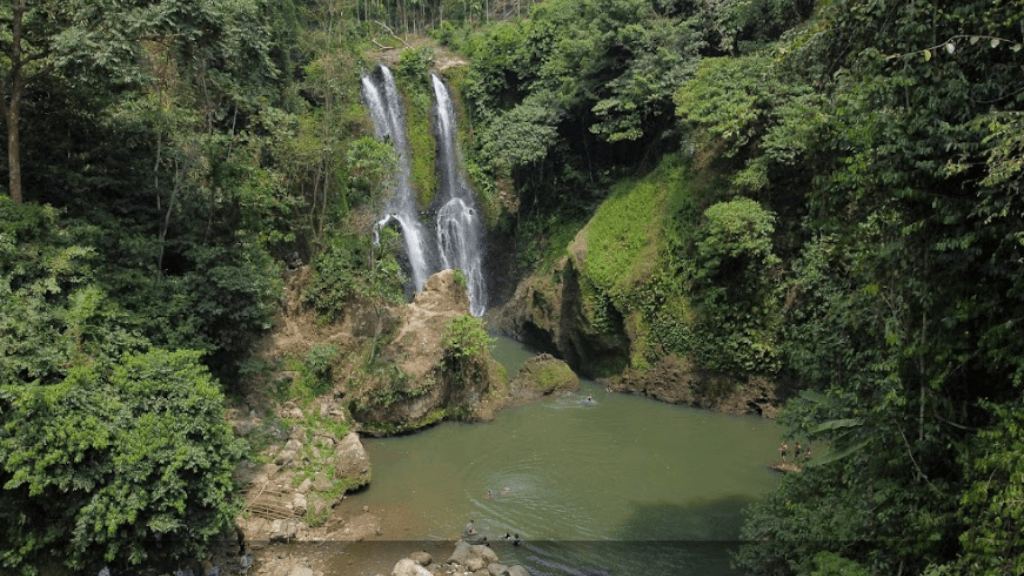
[569, 157, 696, 370]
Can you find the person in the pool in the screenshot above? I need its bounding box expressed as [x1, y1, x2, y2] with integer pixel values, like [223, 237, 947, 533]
[583, 395, 594, 404]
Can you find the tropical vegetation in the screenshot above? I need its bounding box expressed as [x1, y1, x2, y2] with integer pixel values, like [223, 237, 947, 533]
[2, 0, 1023, 574]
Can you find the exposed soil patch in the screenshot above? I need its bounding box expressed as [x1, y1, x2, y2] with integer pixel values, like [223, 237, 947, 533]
[368, 35, 470, 71]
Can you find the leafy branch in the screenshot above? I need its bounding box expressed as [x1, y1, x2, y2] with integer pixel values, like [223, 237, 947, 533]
[888, 34, 1023, 61]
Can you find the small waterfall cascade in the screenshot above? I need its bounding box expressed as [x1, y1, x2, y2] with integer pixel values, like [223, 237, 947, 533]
[431, 73, 487, 317]
[361, 66, 434, 291]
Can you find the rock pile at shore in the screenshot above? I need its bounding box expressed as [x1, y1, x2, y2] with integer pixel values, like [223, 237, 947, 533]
[386, 539, 530, 576]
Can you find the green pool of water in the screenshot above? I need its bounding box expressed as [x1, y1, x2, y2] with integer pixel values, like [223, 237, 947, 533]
[333, 337, 781, 575]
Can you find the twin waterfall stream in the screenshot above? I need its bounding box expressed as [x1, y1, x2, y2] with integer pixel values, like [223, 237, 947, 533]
[361, 66, 487, 316]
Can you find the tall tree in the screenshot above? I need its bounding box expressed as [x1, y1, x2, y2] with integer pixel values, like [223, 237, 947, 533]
[0, 0, 225, 204]
[1, 0, 125, 203]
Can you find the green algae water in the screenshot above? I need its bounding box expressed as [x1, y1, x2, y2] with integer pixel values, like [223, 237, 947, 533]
[337, 337, 781, 575]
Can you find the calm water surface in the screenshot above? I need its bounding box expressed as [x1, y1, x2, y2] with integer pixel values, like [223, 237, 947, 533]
[333, 337, 781, 575]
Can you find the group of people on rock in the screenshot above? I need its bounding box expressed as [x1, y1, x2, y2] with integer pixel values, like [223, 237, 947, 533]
[779, 441, 811, 464]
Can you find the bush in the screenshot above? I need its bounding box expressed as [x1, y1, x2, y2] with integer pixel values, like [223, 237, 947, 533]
[395, 46, 435, 80]
[440, 315, 494, 384]
[298, 343, 340, 399]
[303, 232, 405, 323]
[0, 349, 245, 572]
[695, 197, 779, 286]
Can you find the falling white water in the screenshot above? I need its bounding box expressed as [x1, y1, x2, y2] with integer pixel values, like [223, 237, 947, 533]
[361, 67, 434, 291]
[361, 67, 488, 316]
[431, 74, 487, 317]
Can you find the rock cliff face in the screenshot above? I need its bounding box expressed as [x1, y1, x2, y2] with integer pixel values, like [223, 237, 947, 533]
[607, 355, 786, 417]
[492, 257, 631, 379]
[493, 261, 788, 417]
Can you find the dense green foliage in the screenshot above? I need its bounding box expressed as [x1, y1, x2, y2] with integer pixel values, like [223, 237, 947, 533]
[0, 347, 244, 570]
[303, 227, 406, 322]
[4, 0, 1024, 573]
[453, 0, 1024, 573]
[690, 1, 1024, 574]
[0, 0, 407, 571]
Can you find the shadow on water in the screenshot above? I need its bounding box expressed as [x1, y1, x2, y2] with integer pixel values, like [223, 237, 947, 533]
[305, 498, 759, 576]
[486, 497, 759, 576]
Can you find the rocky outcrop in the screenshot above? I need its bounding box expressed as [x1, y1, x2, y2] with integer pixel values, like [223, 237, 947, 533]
[391, 269, 473, 380]
[233, 428, 373, 546]
[607, 355, 788, 417]
[350, 270, 509, 434]
[334, 431, 371, 482]
[392, 558, 433, 576]
[492, 259, 788, 417]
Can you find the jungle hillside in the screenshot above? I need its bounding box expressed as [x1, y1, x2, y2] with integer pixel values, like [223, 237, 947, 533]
[3, 0, 1024, 575]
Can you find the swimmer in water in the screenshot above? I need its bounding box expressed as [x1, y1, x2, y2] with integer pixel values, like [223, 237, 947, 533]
[583, 394, 594, 404]
[513, 533, 522, 546]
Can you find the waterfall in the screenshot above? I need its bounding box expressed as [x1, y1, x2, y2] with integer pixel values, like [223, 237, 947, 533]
[431, 73, 487, 317]
[361, 66, 434, 291]
[360, 66, 488, 316]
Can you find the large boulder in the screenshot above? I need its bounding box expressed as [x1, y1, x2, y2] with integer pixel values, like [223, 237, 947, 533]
[465, 556, 487, 571]
[469, 545, 499, 565]
[333, 432, 370, 482]
[270, 519, 298, 542]
[408, 551, 432, 566]
[510, 354, 579, 400]
[447, 540, 473, 566]
[391, 558, 432, 576]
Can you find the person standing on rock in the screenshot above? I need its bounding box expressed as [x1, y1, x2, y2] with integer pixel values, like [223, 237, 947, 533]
[779, 441, 789, 463]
